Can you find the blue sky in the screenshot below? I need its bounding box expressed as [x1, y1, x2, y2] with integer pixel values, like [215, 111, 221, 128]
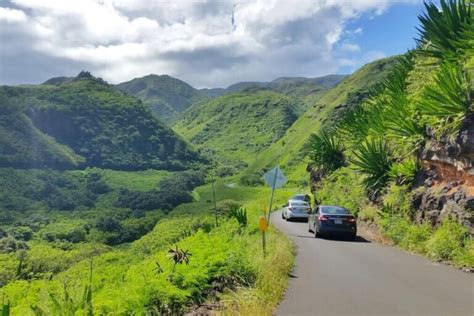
[0, 0, 431, 87]
[338, 1, 427, 74]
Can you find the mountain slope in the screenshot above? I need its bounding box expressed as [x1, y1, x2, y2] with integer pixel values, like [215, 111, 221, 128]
[1, 72, 202, 170]
[0, 92, 84, 168]
[173, 90, 298, 171]
[240, 57, 398, 184]
[116, 74, 208, 122]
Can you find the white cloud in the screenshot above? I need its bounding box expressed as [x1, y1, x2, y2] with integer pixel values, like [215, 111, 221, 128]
[0, 0, 413, 87]
[0, 7, 27, 22]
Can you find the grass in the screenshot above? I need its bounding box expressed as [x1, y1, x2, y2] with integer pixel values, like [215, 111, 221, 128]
[99, 168, 170, 191]
[173, 90, 298, 169]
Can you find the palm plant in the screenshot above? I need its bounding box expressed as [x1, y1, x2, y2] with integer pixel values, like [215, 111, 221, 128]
[381, 56, 425, 147]
[417, 61, 472, 136]
[389, 158, 422, 186]
[307, 130, 345, 173]
[168, 245, 191, 271]
[228, 204, 248, 227]
[416, 0, 473, 60]
[351, 138, 393, 194]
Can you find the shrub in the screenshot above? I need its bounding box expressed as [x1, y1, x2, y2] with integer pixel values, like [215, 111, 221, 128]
[0, 236, 28, 253]
[383, 184, 413, 217]
[316, 167, 367, 215]
[389, 158, 421, 186]
[8, 226, 33, 241]
[426, 219, 467, 261]
[453, 237, 474, 268]
[240, 173, 264, 186]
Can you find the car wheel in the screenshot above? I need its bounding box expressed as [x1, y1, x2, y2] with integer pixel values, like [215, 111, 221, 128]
[281, 212, 285, 219]
[315, 228, 321, 238]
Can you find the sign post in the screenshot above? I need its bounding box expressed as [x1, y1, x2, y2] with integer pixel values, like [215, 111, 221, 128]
[263, 166, 287, 224]
[259, 216, 268, 257]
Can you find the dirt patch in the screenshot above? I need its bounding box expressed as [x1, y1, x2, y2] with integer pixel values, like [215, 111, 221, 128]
[357, 221, 393, 246]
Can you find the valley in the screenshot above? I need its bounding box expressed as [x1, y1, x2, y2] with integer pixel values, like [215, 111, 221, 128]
[0, 1, 473, 315]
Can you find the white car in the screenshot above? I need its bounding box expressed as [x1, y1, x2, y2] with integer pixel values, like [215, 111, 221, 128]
[282, 200, 311, 221]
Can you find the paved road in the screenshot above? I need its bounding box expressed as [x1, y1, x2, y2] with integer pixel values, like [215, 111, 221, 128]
[271, 210, 474, 316]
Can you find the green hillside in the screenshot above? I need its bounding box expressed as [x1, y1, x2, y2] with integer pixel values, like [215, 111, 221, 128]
[201, 75, 346, 113]
[240, 57, 398, 184]
[116, 74, 208, 122]
[0, 91, 84, 169]
[173, 90, 298, 173]
[0, 72, 202, 170]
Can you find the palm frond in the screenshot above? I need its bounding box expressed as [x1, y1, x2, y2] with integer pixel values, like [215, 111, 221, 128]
[417, 61, 472, 136]
[416, 0, 472, 60]
[389, 158, 422, 186]
[351, 138, 393, 194]
[307, 131, 345, 172]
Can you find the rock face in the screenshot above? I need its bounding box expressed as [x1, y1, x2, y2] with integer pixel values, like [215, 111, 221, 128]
[420, 115, 474, 185]
[414, 184, 474, 235]
[417, 116, 474, 235]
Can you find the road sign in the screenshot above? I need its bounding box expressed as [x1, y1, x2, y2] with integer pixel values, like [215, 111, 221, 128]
[263, 166, 287, 189]
[259, 217, 268, 232]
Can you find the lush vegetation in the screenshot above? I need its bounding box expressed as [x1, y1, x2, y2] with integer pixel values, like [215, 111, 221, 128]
[0, 175, 295, 315]
[173, 90, 299, 174]
[306, 0, 473, 267]
[1, 72, 202, 170]
[116, 74, 209, 122]
[240, 56, 398, 186]
[1, 2, 472, 315]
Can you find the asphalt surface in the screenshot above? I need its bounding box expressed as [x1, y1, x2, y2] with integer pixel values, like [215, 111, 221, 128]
[271, 210, 474, 316]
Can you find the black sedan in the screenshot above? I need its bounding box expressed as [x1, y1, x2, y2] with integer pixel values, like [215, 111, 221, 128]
[308, 205, 357, 239]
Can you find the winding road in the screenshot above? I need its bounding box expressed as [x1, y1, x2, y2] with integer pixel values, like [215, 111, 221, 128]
[271, 210, 474, 316]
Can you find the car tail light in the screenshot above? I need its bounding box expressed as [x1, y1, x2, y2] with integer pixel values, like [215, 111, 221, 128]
[288, 207, 293, 211]
[346, 217, 356, 222]
[318, 215, 329, 221]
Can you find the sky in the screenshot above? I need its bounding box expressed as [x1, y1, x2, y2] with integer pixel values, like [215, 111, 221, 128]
[0, 0, 427, 88]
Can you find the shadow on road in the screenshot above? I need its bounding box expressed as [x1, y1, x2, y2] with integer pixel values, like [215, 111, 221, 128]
[296, 234, 371, 243]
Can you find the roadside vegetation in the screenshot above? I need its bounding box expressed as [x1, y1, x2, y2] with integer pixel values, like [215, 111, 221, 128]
[0, 167, 295, 314]
[306, 0, 473, 268]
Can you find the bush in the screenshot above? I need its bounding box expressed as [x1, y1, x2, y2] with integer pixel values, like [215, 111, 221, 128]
[0, 236, 28, 253]
[95, 217, 122, 233]
[316, 167, 367, 215]
[8, 226, 33, 241]
[240, 173, 264, 186]
[426, 219, 467, 261]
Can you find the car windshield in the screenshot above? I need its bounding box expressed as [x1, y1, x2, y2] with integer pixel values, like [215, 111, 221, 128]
[321, 206, 349, 215]
[291, 202, 308, 207]
[292, 195, 306, 200]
